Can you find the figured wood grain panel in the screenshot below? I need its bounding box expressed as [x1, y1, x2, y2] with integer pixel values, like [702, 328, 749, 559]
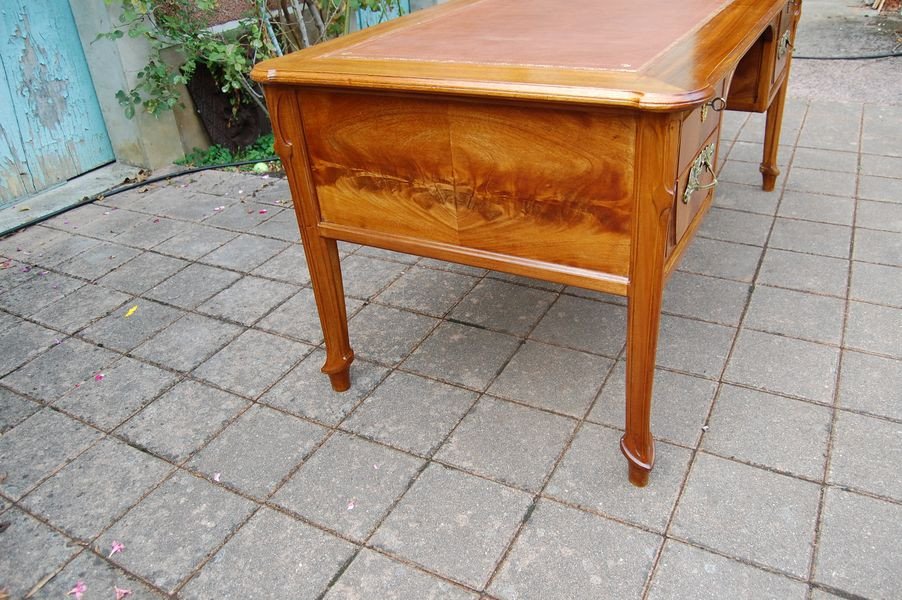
[450, 103, 634, 275]
[299, 90, 459, 244]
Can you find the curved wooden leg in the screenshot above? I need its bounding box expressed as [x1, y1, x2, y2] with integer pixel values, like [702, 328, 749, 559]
[307, 235, 354, 392]
[760, 79, 789, 192]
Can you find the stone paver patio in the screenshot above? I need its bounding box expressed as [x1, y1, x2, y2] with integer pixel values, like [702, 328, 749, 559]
[1, 98, 900, 599]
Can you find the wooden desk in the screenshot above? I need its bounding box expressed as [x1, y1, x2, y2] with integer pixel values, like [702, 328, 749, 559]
[252, 0, 801, 486]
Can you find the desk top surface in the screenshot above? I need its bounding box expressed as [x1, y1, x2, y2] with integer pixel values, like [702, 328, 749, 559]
[252, 0, 790, 109]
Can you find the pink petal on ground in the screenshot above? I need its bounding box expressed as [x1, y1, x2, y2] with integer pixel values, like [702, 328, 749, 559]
[258, 209, 268, 214]
[153, 218, 160, 223]
[214, 206, 225, 211]
[94, 373, 105, 382]
[66, 581, 86, 599]
[115, 587, 132, 600]
[108, 540, 125, 557]
[213, 472, 221, 482]
[347, 499, 357, 511]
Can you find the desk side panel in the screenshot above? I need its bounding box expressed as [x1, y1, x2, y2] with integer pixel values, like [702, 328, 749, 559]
[299, 90, 635, 277]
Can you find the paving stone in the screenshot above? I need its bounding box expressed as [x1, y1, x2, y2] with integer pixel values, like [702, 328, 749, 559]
[768, 218, 852, 259]
[340, 255, 409, 299]
[784, 167, 857, 198]
[562, 285, 627, 305]
[29, 232, 102, 268]
[73, 207, 147, 240]
[590, 364, 718, 448]
[488, 340, 613, 417]
[1, 337, 118, 402]
[343, 371, 476, 455]
[724, 329, 839, 403]
[436, 397, 575, 491]
[844, 301, 902, 358]
[814, 488, 902, 599]
[0, 259, 39, 294]
[647, 540, 808, 600]
[250, 244, 310, 284]
[0, 271, 84, 317]
[680, 237, 763, 282]
[489, 499, 661, 600]
[418, 257, 488, 277]
[857, 175, 901, 204]
[152, 224, 237, 260]
[0, 223, 66, 256]
[663, 271, 750, 327]
[260, 349, 388, 425]
[274, 432, 423, 540]
[724, 140, 788, 166]
[30, 284, 131, 334]
[853, 227, 902, 267]
[193, 329, 311, 398]
[144, 263, 241, 309]
[324, 549, 478, 600]
[349, 304, 438, 365]
[792, 147, 858, 174]
[41, 204, 109, 231]
[450, 279, 557, 337]
[356, 246, 420, 265]
[531, 295, 626, 357]
[859, 154, 902, 179]
[850, 261, 902, 308]
[718, 159, 766, 187]
[671, 454, 820, 577]
[55, 242, 142, 281]
[0, 309, 19, 333]
[371, 463, 531, 589]
[757, 249, 849, 297]
[0, 508, 80, 598]
[837, 350, 902, 420]
[0, 386, 39, 433]
[179, 507, 355, 600]
[249, 178, 292, 205]
[80, 299, 184, 352]
[862, 104, 902, 155]
[697, 207, 773, 246]
[202, 201, 282, 231]
[54, 357, 179, 431]
[96, 252, 188, 295]
[744, 285, 845, 344]
[200, 233, 290, 272]
[703, 385, 832, 479]
[656, 314, 736, 378]
[713, 182, 780, 215]
[143, 189, 240, 222]
[250, 211, 303, 241]
[98, 471, 256, 593]
[189, 404, 327, 498]
[21, 437, 172, 540]
[546, 423, 691, 532]
[776, 191, 855, 226]
[403, 322, 521, 390]
[132, 312, 242, 372]
[797, 103, 861, 153]
[114, 214, 188, 250]
[0, 320, 61, 376]
[856, 200, 902, 233]
[188, 170, 271, 198]
[0, 408, 102, 499]
[257, 288, 363, 344]
[197, 275, 298, 326]
[32, 550, 165, 600]
[117, 380, 249, 462]
[828, 411, 902, 501]
[376, 266, 477, 317]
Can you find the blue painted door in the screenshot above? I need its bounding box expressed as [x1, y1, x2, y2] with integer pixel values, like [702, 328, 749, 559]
[0, 0, 114, 206]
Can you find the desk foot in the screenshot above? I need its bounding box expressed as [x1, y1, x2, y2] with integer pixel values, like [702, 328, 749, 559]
[326, 366, 352, 392]
[760, 165, 780, 192]
[621, 435, 654, 488]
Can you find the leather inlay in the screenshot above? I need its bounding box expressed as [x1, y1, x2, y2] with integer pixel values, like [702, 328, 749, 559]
[332, 0, 729, 71]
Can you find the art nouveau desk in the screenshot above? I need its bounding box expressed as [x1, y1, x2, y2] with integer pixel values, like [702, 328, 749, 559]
[252, 0, 801, 486]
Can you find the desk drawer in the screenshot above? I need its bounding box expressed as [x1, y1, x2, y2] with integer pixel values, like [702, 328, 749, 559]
[678, 78, 728, 172]
[675, 128, 721, 243]
[772, 1, 795, 84]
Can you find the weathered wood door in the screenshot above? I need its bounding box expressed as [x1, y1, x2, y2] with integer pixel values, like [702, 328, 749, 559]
[0, 0, 114, 206]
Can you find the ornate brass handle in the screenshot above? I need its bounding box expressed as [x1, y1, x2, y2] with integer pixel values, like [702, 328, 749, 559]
[682, 143, 718, 204]
[777, 30, 793, 60]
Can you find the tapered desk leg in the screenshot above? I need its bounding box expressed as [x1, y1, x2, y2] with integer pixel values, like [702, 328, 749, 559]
[760, 78, 789, 192]
[622, 114, 677, 487]
[305, 232, 355, 391]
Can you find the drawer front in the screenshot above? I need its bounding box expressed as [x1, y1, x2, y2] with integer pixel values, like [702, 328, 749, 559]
[772, 1, 795, 84]
[678, 78, 728, 172]
[675, 128, 721, 243]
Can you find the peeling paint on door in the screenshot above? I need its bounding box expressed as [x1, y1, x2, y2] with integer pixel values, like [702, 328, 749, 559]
[0, 0, 114, 206]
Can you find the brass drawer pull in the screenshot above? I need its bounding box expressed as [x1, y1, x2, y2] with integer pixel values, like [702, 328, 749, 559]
[777, 30, 793, 60]
[682, 143, 718, 204]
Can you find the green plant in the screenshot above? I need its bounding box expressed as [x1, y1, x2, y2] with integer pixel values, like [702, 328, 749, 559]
[176, 133, 279, 170]
[98, 0, 409, 120]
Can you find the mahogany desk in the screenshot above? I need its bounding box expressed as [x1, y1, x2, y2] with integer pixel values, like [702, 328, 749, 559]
[252, 0, 801, 486]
